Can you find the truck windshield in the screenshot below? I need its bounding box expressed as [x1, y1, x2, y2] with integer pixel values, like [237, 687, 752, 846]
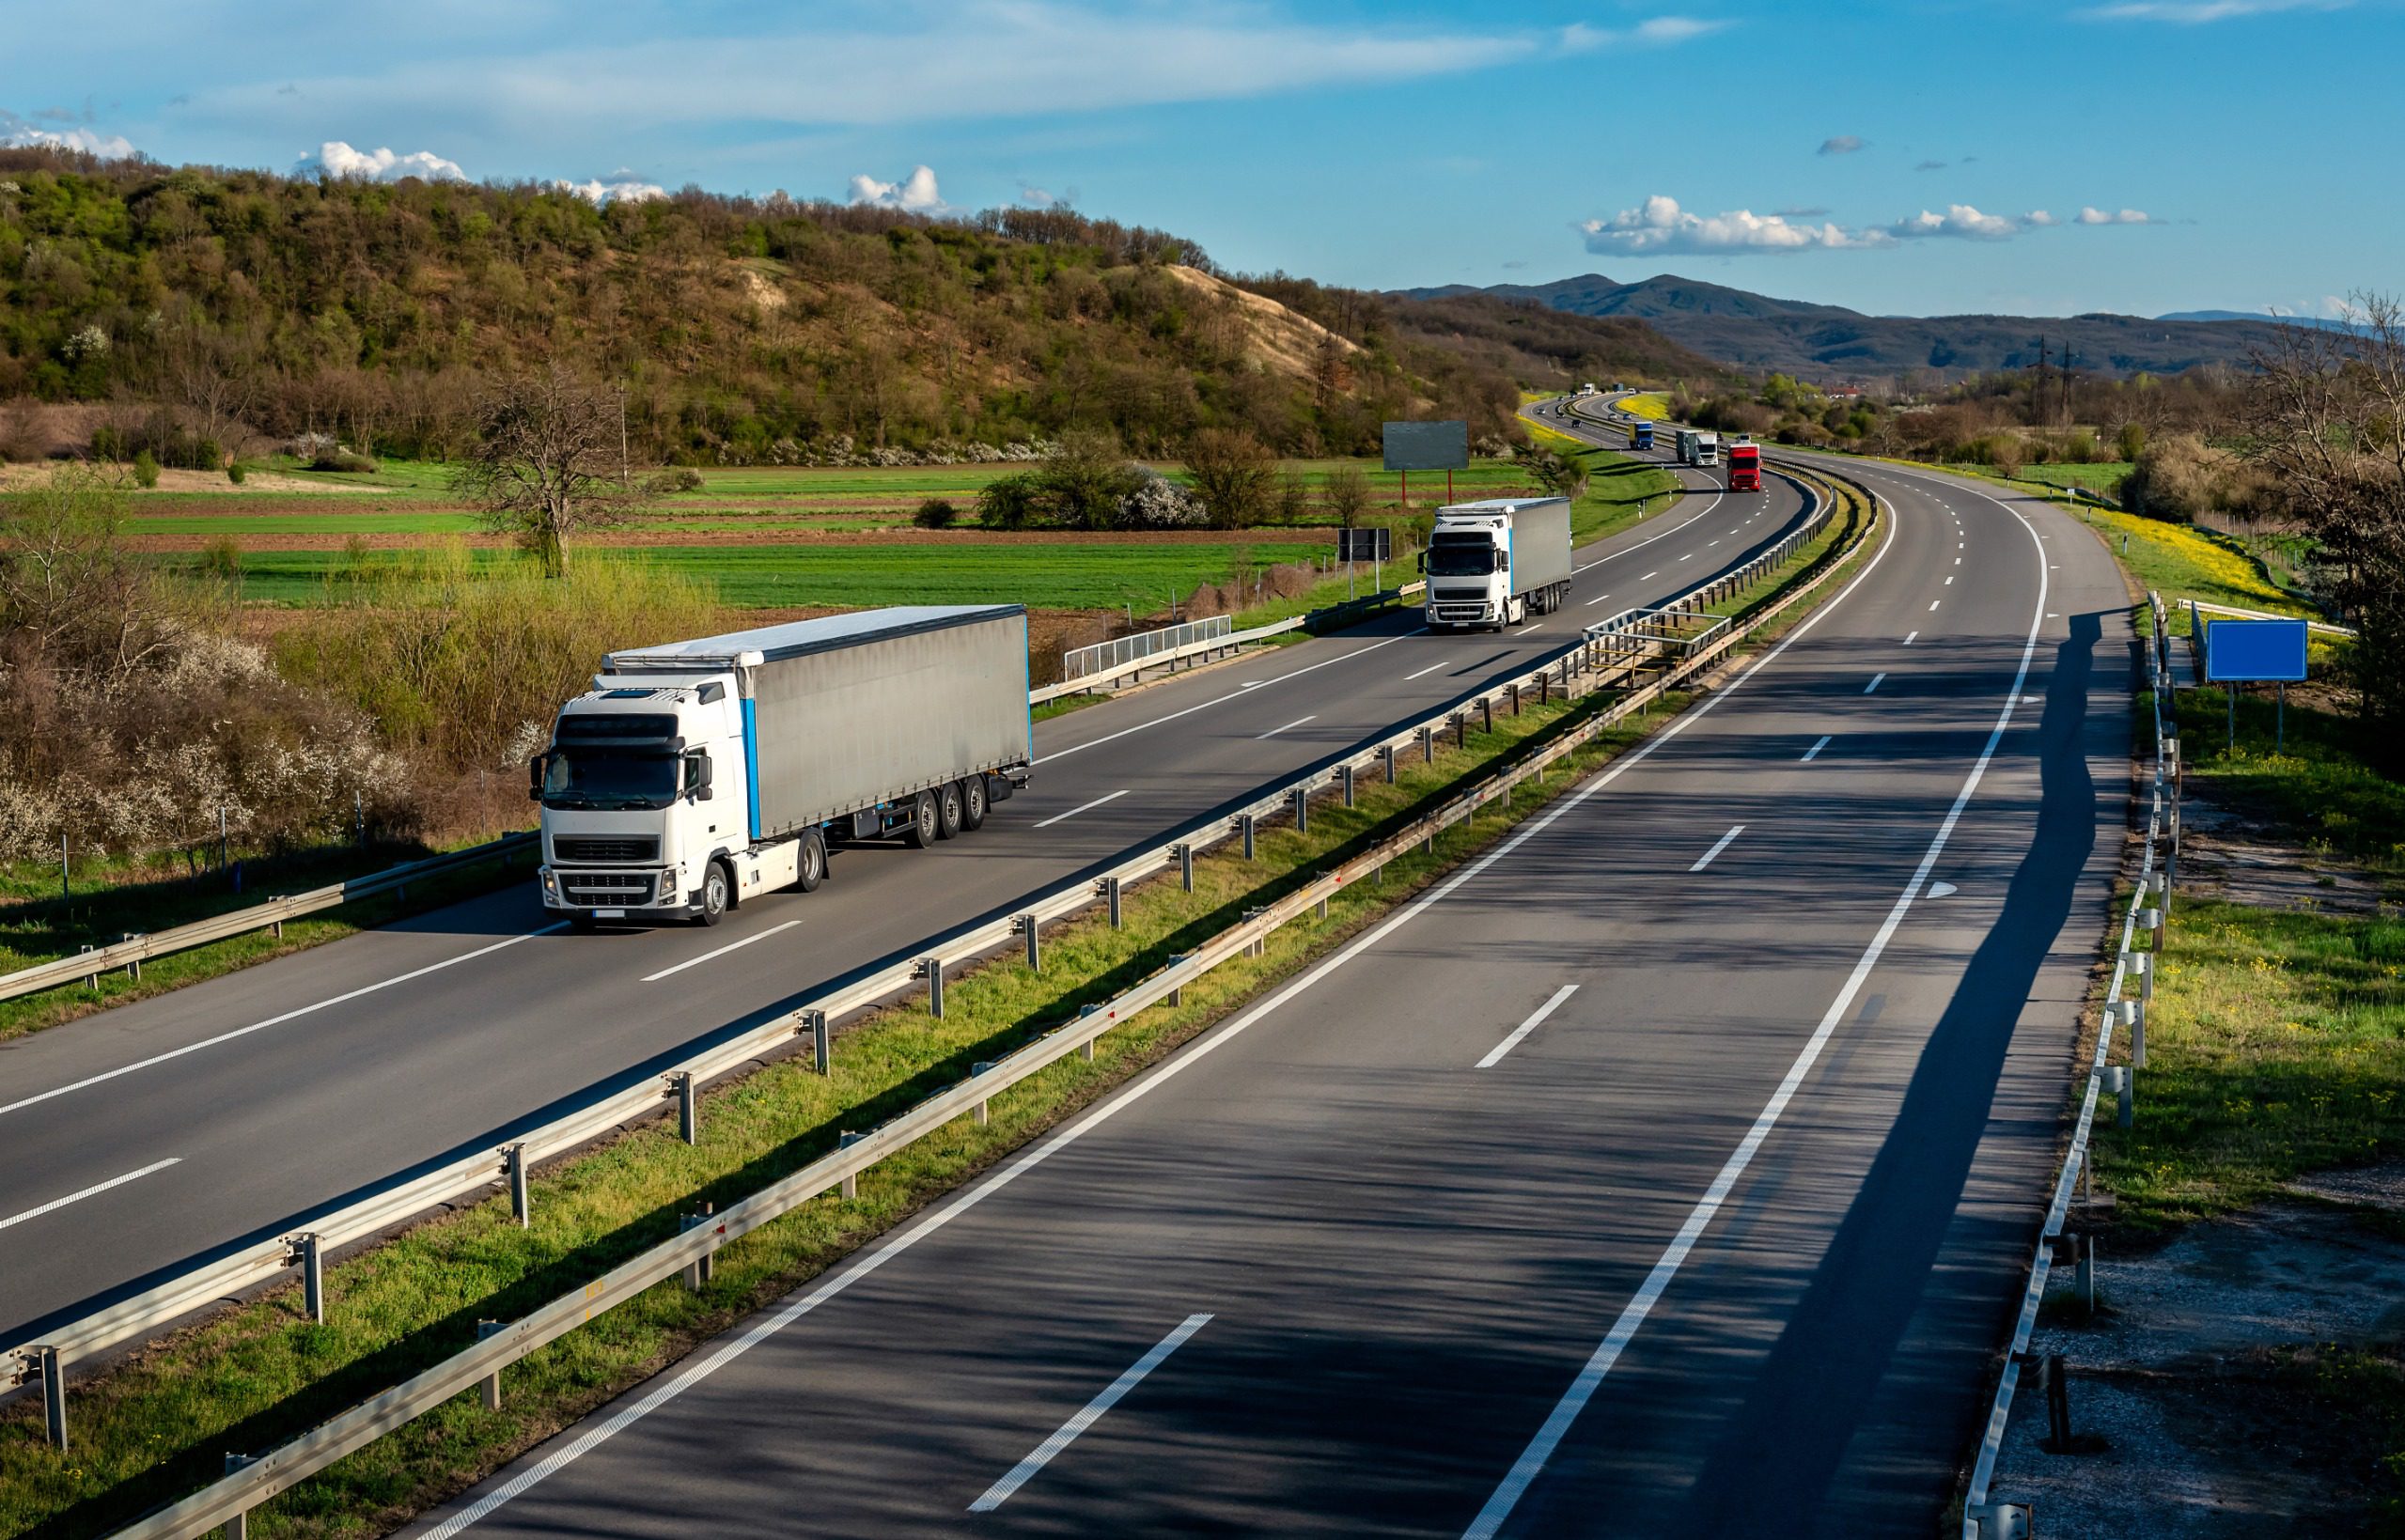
[542, 751, 679, 811]
[1428, 539, 1503, 577]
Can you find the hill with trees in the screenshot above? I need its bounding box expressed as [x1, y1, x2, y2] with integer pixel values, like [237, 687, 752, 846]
[0, 148, 1694, 469]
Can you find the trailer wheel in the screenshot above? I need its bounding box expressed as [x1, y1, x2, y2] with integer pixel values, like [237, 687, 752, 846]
[795, 830, 826, 892]
[901, 790, 940, 848]
[934, 781, 965, 841]
[960, 776, 989, 832]
[696, 860, 730, 926]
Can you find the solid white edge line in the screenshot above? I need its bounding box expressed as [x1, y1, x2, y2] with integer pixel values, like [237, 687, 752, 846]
[1034, 788, 1130, 829]
[966, 1313, 1213, 1512]
[1461, 465, 2053, 1540]
[1476, 985, 1580, 1069]
[1687, 824, 1745, 874]
[423, 480, 1907, 1536]
[641, 920, 803, 984]
[1257, 715, 1317, 740]
[1801, 734, 1832, 763]
[0, 1157, 182, 1232]
[0, 925, 571, 1120]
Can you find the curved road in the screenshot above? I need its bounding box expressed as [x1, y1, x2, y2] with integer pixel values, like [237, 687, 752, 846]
[1, 455, 1814, 1346]
[398, 412, 2133, 1536]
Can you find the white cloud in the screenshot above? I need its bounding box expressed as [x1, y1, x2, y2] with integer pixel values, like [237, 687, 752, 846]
[2077, 206, 2153, 224]
[1819, 134, 1866, 156]
[1890, 204, 2028, 241]
[555, 176, 665, 205]
[2085, 0, 2348, 20]
[1581, 194, 1884, 255]
[1017, 183, 1075, 209]
[849, 164, 945, 212]
[2024, 210, 2059, 226]
[297, 140, 467, 181]
[1633, 17, 1730, 44]
[1559, 16, 1726, 53]
[0, 115, 135, 158]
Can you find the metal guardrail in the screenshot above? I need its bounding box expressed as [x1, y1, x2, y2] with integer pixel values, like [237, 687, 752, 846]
[1032, 614, 1301, 703]
[1960, 592, 2180, 1538]
[41, 467, 1880, 1536]
[2187, 598, 2353, 637]
[1062, 614, 1233, 682]
[0, 833, 539, 1006]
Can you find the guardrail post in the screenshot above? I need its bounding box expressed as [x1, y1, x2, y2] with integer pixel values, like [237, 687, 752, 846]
[300, 1232, 325, 1323]
[804, 1009, 830, 1074]
[1508, 681, 1521, 717]
[1292, 786, 1308, 834]
[1242, 908, 1268, 958]
[224, 1454, 258, 1537]
[837, 1131, 864, 1199]
[673, 1070, 697, 1143]
[920, 956, 945, 1018]
[1167, 957, 1190, 1007]
[39, 1346, 65, 1452]
[1103, 877, 1123, 928]
[1241, 814, 1256, 860]
[1177, 843, 1194, 892]
[506, 1143, 530, 1226]
[2132, 957, 2152, 1066]
[2104, 1066, 2133, 1128]
[971, 1062, 996, 1125]
[2075, 1230, 2097, 1315]
[1019, 911, 1041, 971]
[81, 944, 97, 991]
[1538, 670, 1551, 706]
[1341, 763, 1355, 808]
[1382, 742, 1398, 782]
[680, 1203, 715, 1289]
[1418, 725, 1433, 763]
[1078, 1003, 1100, 1059]
[1478, 697, 1492, 734]
[476, 1320, 506, 1408]
[2141, 903, 2164, 953]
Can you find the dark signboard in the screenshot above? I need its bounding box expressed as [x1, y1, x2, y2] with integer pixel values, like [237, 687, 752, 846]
[1382, 420, 1469, 473]
[1337, 527, 1392, 562]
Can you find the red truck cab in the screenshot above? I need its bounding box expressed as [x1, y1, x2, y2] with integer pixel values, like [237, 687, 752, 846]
[1727, 442, 1762, 492]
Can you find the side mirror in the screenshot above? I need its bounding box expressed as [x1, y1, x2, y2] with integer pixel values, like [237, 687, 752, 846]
[527, 753, 546, 801]
[688, 751, 715, 801]
[1415, 552, 1427, 573]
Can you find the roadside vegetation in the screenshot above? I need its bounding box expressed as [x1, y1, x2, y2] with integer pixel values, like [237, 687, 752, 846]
[1523, 422, 1683, 543]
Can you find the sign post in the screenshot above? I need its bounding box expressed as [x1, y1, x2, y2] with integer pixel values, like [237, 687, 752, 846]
[2203, 617, 2308, 752]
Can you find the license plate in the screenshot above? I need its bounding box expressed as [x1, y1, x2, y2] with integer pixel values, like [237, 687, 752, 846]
[594, 909, 626, 918]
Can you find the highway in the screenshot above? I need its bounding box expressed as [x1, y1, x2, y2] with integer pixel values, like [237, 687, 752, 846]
[0, 448, 1817, 1348]
[398, 411, 2134, 1535]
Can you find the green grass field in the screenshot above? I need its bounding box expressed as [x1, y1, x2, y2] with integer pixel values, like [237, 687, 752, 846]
[158, 542, 1291, 610]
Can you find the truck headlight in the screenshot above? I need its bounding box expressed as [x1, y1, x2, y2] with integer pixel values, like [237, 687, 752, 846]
[657, 871, 679, 903]
[539, 869, 558, 897]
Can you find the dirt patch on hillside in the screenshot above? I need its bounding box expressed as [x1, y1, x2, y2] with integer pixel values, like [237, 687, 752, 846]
[1162, 266, 1356, 380]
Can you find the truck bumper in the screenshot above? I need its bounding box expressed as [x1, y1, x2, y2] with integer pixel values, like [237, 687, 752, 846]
[539, 865, 690, 920]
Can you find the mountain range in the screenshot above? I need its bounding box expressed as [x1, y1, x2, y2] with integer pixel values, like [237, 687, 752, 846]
[1392, 273, 2308, 382]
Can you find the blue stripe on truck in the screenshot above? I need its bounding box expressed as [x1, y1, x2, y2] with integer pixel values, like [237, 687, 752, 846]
[742, 696, 761, 842]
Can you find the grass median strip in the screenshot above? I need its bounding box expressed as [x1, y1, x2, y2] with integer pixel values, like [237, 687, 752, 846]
[0, 674, 1691, 1538]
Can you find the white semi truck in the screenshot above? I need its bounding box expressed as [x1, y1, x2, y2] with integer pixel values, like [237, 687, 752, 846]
[1419, 496, 1574, 631]
[533, 605, 1034, 928]
[1676, 429, 1721, 467]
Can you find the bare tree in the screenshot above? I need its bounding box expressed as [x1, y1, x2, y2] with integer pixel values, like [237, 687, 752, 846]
[155, 305, 262, 456]
[1182, 428, 1278, 529]
[2248, 292, 2405, 758]
[454, 367, 640, 576]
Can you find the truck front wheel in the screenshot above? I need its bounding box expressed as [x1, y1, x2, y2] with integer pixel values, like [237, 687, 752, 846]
[935, 781, 965, 840]
[696, 860, 731, 926]
[795, 830, 826, 893]
[901, 790, 940, 848]
[960, 776, 989, 832]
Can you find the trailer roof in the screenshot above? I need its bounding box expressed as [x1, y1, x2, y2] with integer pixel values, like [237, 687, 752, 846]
[604, 604, 1025, 669]
[1434, 496, 1571, 516]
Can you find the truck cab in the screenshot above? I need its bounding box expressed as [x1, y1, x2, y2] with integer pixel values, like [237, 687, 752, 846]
[1727, 440, 1761, 492]
[533, 676, 757, 926]
[1420, 497, 1573, 632]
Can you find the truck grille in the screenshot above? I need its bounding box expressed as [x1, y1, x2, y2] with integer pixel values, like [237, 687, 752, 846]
[553, 836, 661, 864]
[560, 872, 661, 905]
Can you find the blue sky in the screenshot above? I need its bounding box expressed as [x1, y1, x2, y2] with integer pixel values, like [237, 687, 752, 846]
[1, 0, 2390, 319]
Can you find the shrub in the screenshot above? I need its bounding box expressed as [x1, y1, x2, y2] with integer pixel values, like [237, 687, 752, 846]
[1276, 471, 1313, 525]
[1322, 465, 1370, 527]
[914, 497, 959, 529]
[91, 424, 129, 461]
[642, 467, 706, 494]
[2119, 433, 2279, 523]
[310, 449, 380, 474]
[2118, 421, 2147, 462]
[1036, 428, 1145, 529]
[131, 450, 160, 488]
[976, 472, 1042, 530]
[1182, 428, 1277, 529]
[200, 535, 243, 579]
[226, 461, 247, 485]
[1115, 474, 1207, 529]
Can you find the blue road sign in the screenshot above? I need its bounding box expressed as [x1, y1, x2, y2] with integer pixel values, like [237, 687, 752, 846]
[2204, 618, 2308, 683]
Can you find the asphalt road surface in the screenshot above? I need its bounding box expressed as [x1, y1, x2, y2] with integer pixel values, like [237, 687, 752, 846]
[0, 449, 1813, 1346]
[400, 414, 2133, 1537]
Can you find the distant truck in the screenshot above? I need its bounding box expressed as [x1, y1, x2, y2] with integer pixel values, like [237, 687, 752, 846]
[1576, 382, 1598, 396]
[1420, 497, 1574, 631]
[1677, 429, 1720, 467]
[533, 606, 1034, 928]
[1727, 440, 1762, 492]
[1631, 422, 1655, 451]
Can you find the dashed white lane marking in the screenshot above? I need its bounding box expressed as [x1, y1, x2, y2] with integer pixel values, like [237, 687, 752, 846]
[1903, 630, 1919, 646]
[1801, 735, 1831, 763]
[1585, 592, 1616, 607]
[1640, 571, 1659, 581]
[1404, 661, 1451, 681]
[1476, 985, 1581, 1069]
[0, 1158, 182, 1232]
[1035, 789, 1130, 828]
[1688, 824, 1745, 873]
[643, 921, 804, 983]
[968, 1314, 1214, 1512]
[1864, 673, 1885, 695]
[1257, 715, 1317, 740]
[1929, 600, 1942, 612]
[0, 924, 571, 1119]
